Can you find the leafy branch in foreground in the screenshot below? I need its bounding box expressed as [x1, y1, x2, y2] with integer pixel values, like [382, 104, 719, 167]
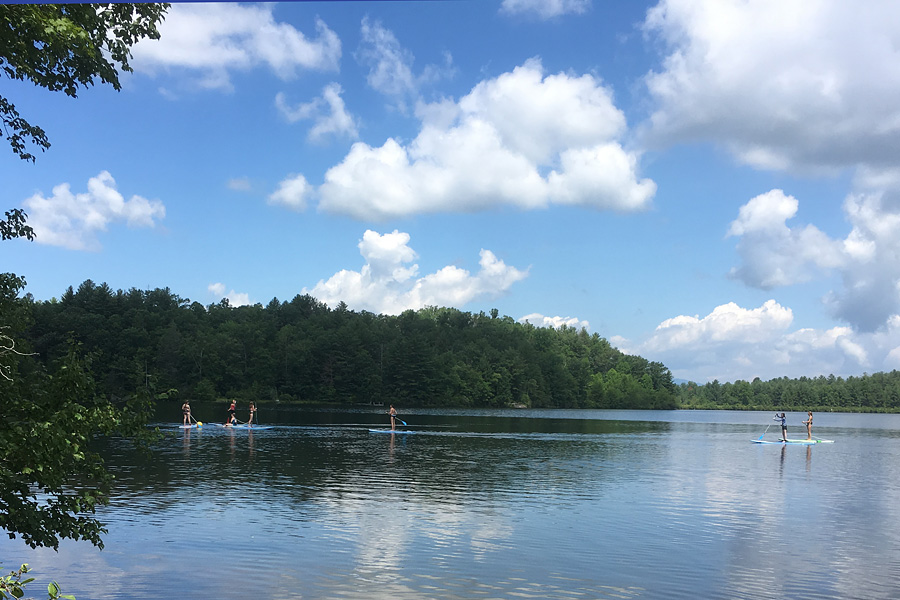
[1, 210, 34, 242]
[0, 3, 169, 161]
[1, 272, 158, 550]
[0, 342, 157, 550]
[1, 564, 75, 600]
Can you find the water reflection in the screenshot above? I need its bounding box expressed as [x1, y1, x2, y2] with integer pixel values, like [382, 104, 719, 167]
[2, 408, 898, 600]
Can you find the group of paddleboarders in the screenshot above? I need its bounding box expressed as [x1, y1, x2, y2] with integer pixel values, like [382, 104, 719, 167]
[181, 400, 395, 429]
[178, 399, 259, 427]
[774, 411, 814, 441]
[224, 400, 257, 427]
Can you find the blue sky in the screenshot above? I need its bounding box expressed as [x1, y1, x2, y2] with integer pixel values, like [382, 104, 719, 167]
[5, 0, 900, 383]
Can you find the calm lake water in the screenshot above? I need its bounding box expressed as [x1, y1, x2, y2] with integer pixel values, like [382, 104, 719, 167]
[4, 407, 900, 599]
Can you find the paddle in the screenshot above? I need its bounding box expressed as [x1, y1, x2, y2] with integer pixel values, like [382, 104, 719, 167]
[757, 423, 770, 440]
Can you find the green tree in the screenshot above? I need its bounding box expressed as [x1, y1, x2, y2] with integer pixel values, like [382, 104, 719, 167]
[1, 3, 169, 161]
[0, 10, 167, 591]
[1, 275, 157, 550]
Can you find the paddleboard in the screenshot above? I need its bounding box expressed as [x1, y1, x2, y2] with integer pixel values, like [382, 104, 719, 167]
[213, 423, 274, 430]
[178, 424, 200, 429]
[369, 429, 414, 434]
[752, 438, 834, 444]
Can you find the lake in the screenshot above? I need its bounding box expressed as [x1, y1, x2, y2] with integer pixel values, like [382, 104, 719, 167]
[3, 407, 900, 599]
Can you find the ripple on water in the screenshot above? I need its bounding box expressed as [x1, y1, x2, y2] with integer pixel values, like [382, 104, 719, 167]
[6, 413, 899, 600]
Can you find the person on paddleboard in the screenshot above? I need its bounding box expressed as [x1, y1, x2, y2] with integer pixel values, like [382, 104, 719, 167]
[248, 401, 257, 427]
[802, 411, 813, 440]
[182, 400, 192, 426]
[226, 400, 237, 426]
[389, 405, 398, 431]
[774, 412, 787, 441]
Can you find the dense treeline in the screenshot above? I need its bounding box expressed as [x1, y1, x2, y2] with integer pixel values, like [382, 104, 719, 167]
[23, 280, 678, 409]
[675, 373, 900, 412]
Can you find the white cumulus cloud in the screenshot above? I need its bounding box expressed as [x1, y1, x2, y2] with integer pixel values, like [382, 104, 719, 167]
[132, 3, 340, 91]
[728, 189, 900, 331]
[727, 189, 845, 288]
[642, 0, 900, 174]
[644, 300, 795, 352]
[208, 282, 251, 307]
[304, 230, 529, 314]
[268, 174, 312, 212]
[314, 59, 655, 220]
[519, 313, 590, 330]
[626, 300, 889, 382]
[22, 171, 165, 251]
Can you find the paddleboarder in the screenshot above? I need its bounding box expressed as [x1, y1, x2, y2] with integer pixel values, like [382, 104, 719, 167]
[389, 404, 398, 431]
[802, 411, 813, 440]
[774, 412, 787, 441]
[182, 400, 192, 426]
[225, 400, 237, 426]
[248, 401, 257, 427]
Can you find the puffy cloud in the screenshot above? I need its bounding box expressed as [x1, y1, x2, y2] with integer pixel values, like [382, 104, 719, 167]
[500, 0, 592, 19]
[304, 230, 529, 314]
[275, 83, 359, 142]
[268, 174, 312, 212]
[824, 192, 900, 331]
[727, 189, 845, 288]
[459, 59, 626, 163]
[208, 282, 251, 307]
[642, 0, 900, 173]
[131, 4, 340, 90]
[628, 300, 891, 382]
[643, 300, 794, 352]
[728, 189, 900, 331]
[315, 59, 655, 220]
[22, 171, 165, 251]
[519, 313, 590, 330]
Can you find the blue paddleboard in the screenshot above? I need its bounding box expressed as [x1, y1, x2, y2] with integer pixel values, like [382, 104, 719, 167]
[752, 438, 833, 444]
[369, 429, 413, 434]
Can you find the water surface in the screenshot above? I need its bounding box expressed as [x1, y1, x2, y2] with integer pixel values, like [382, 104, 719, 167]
[4, 408, 899, 599]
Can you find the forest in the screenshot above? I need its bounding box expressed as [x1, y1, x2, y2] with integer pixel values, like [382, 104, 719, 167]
[675, 372, 900, 412]
[12, 279, 900, 413]
[21, 280, 678, 410]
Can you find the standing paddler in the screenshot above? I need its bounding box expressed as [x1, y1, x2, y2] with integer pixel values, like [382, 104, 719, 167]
[774, 412, 787, 442]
